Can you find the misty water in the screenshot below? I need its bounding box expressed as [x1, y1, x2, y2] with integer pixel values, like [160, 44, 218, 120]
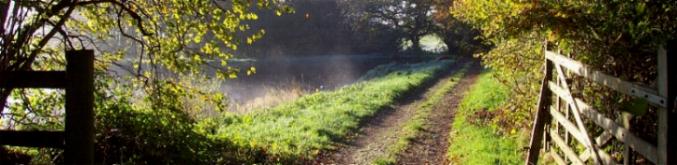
[223, 34, 447, 108]
[224, 55, 432, 106]
[103, 33, 447, 112]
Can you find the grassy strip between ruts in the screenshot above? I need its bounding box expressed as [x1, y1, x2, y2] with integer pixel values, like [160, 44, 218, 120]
[200, 60, 455, 163]
[446, 70, 527, 164]
[371, 63, 471, 165]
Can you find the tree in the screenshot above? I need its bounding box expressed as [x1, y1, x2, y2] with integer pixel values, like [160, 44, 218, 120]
[450, 0, 677, 131]
[431, 0, 486, 56]
[239, 0, 401, 57]
[342, 0, 435, 53]
[0, 1, 290, 163]
[0, 0, 287, 120]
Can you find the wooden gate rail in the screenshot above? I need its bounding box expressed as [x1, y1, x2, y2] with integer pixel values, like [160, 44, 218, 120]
[526, 45, 675, 165]
[0, 50, 94, 164]
[544, 51, 667, 107]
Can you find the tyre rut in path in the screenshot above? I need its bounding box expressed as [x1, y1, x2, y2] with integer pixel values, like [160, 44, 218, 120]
[396, 62, 481, 164]
[315, 61, 477, 164]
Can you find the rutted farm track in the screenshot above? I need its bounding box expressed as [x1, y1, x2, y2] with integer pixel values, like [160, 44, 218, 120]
[316, 61, 481, 164]
[397, 63, 480, 164]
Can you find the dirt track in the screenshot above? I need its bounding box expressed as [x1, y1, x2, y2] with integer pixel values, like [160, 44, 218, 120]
[396, 63, 480, 164]
[315, 61, 480, 164]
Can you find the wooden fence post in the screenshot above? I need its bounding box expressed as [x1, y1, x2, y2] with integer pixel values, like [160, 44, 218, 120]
[657, 44, 676, 165]
[64, 50, 94, 164]
[668, 44, 676, 165]
[526, 47, 554, 165]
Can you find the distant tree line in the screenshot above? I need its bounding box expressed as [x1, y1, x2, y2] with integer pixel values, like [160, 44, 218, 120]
[238, 0, 487, 57]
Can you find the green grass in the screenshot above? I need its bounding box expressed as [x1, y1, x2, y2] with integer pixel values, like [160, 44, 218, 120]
[372, 63, 470, 165]
[202, 60, 455, 163]
[447, 70, 526, 164]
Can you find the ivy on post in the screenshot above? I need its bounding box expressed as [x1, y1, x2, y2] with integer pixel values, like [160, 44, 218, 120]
[64, 50, 94, 164]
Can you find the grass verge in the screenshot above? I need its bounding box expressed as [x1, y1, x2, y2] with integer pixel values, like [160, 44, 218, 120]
[372, 63, 470, 165]
[201, 60, 455, 163]
[446, 70, 526, 164]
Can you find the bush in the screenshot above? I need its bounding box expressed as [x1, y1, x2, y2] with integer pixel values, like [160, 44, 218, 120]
[447, 71, 526, 164]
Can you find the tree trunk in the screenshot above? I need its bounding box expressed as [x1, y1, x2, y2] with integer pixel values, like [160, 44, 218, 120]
[443, 38, 457, 55]
[0, 89, 11, 118]
[410, 35, 422, 54]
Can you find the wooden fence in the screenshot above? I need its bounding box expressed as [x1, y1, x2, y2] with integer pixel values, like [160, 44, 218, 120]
[526, 44, 676, 165]
[0, 50, 94, 164]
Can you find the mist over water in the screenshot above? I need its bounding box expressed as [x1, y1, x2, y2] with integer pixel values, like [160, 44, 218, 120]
[223, 35, 447, 110]
[224, 54, 396, 105]
[106, 53, 432, 112]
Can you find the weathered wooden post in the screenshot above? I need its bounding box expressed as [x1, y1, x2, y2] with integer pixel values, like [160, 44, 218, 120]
[525, 43, 553, 165]
[0, 50, 94, 163]
[657, 44, 676, 165]
[670, 44, 677, 164]
[64, 50, 94, 164]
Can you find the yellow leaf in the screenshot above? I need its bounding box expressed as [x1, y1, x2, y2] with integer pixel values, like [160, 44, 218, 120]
[192, 55, 202, 62]
[246, 66, 256, 75]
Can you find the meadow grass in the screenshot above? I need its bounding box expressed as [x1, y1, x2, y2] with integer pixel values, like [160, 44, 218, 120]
[446, 71, 527, 164]
[230, 80, 309, 113]
[202, 60, 454, 162]
[372, 63, 470, 165]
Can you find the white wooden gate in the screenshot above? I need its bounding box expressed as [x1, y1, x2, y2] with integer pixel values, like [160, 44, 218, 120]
[526, 44, 675, 165]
